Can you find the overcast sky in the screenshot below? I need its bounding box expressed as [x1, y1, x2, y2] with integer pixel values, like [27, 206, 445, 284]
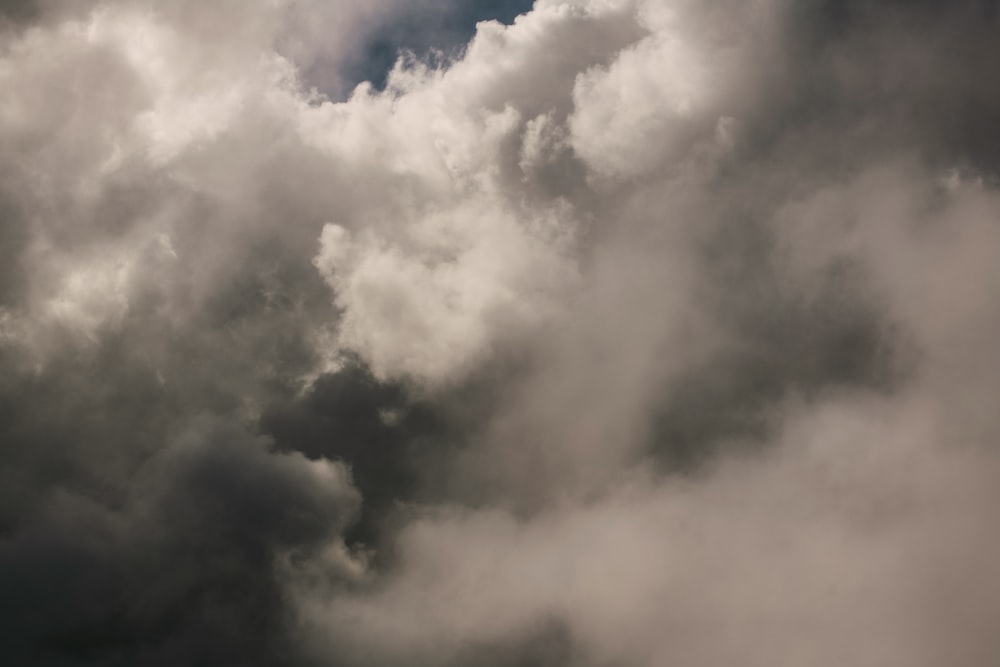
[3, 1, 1000, 665]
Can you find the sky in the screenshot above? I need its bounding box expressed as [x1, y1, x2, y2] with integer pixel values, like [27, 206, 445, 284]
[2, 0, 1000, 665]
[334, 0, 536, 94]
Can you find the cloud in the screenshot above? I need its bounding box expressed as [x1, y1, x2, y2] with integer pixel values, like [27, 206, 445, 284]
[0, 414, 360, 665]
[301, 391, 1000, 667]
[3, 0, 1000, 665]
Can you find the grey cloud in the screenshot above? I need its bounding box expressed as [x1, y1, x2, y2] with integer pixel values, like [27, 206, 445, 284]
[0, 0, 38, 24]
[0, 415, 359, 666]
[3, 0, 1000, 666]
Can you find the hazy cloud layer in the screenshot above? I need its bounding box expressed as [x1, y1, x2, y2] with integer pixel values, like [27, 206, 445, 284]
[2, 0, 1000, 665]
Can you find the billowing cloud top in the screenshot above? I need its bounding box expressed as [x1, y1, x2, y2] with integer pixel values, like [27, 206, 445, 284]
[3, 1, 1000, 665]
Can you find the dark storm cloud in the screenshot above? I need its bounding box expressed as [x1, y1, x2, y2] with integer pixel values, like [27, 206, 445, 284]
[261, 357, 449, 547]
[0, 0, 39, 24]
[0, 278, 365, 665]
[0, 416, 358, 667]
[4, 1, 1000, 666]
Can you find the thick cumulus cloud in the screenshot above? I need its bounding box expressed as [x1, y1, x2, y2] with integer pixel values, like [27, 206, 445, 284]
[3, 0, 1000, 665]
